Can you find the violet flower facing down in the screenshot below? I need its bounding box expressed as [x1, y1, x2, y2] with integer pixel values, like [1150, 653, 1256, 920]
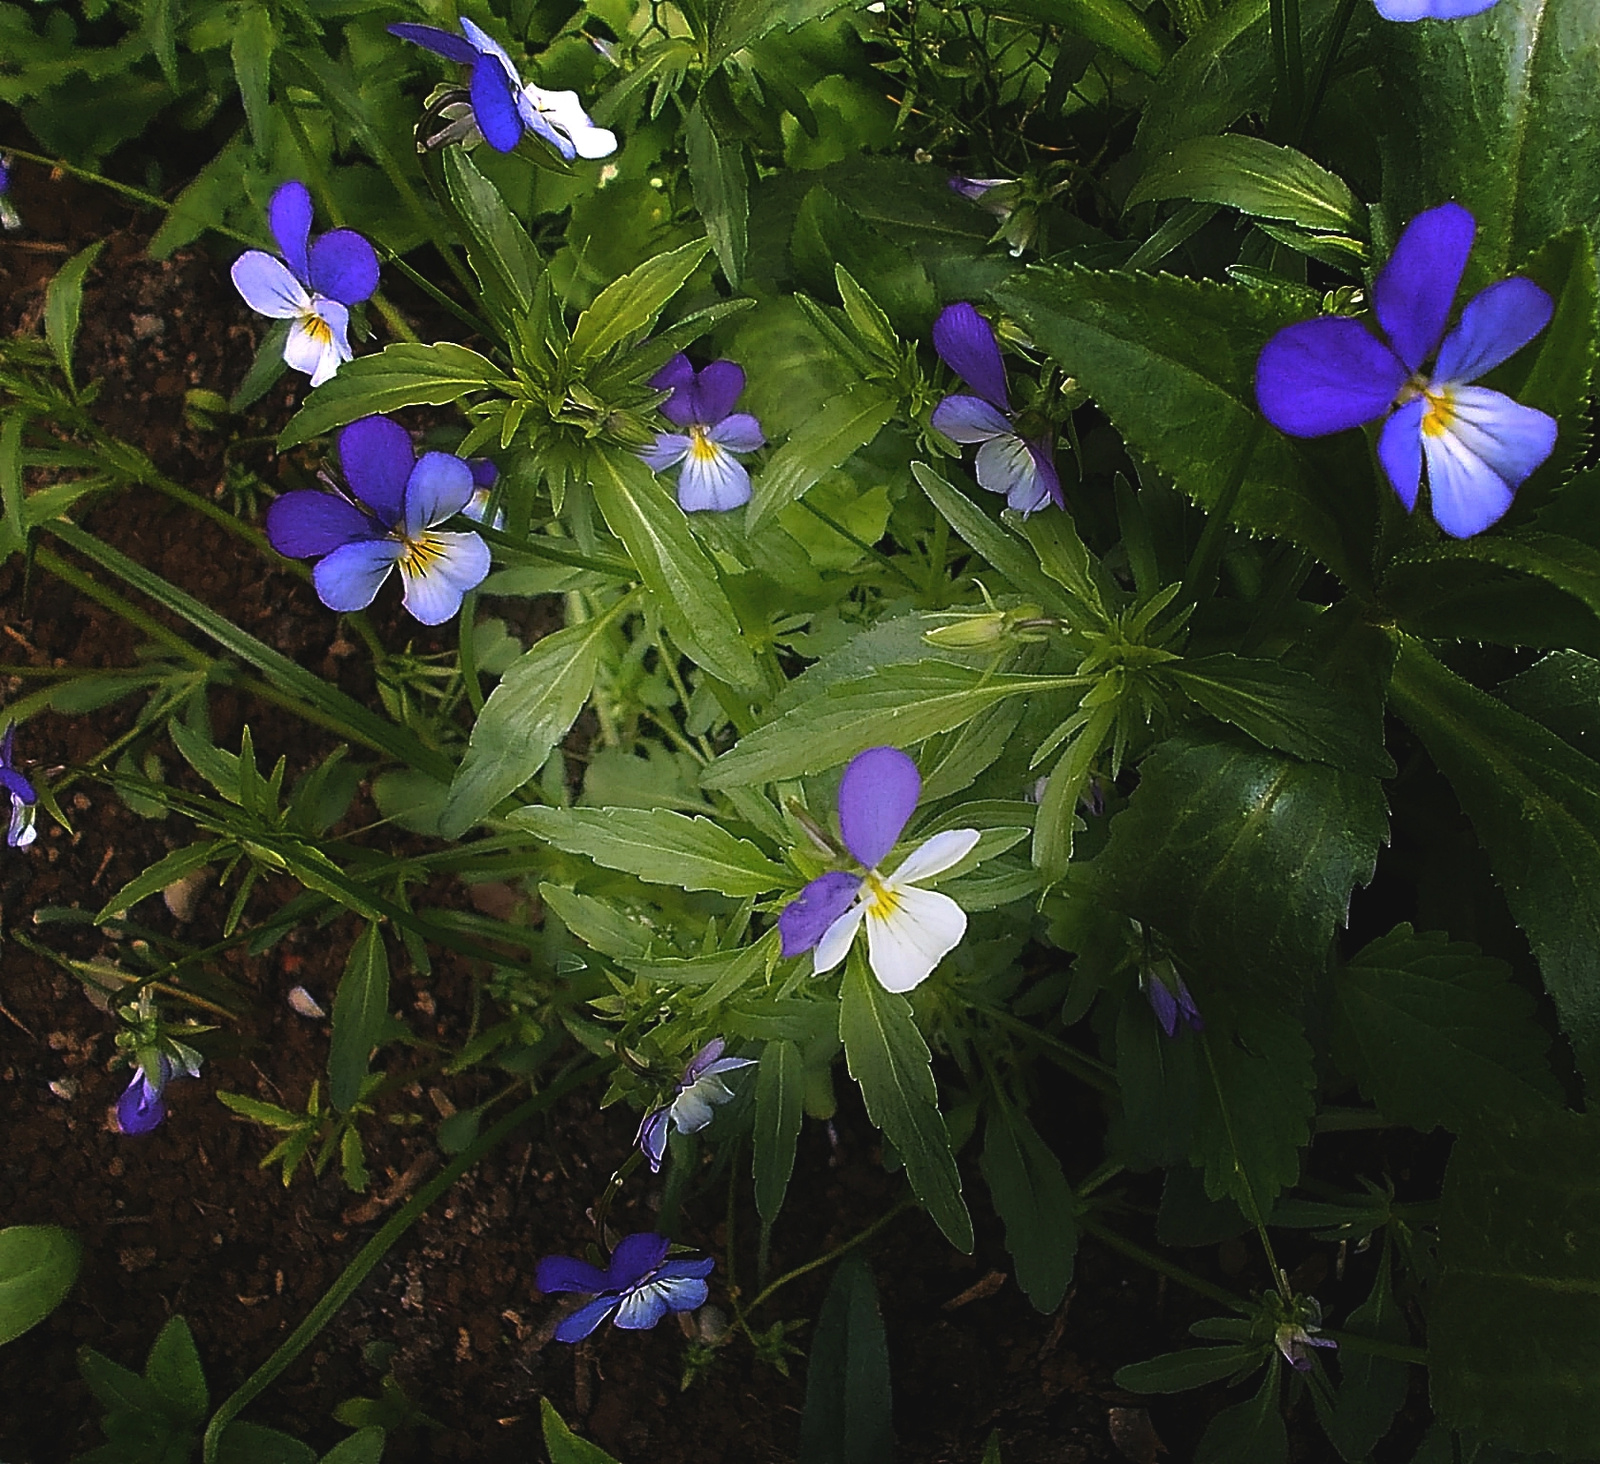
[1275, 1299, 1337, 1372]
[388, 18, 616, 159]
[932, 303, 1062, 514]
[230, 181, 379, 388]
[115, 1055, 172, 1136]
[1257, 202, 1556, 539]
[1373, 0, 1497, 17]
[462, 458, 505, 530]
[1, 723, 37, 849]
[778, 746, 979, 994]
[641, 355, 765, 512]
[637, 1039, 756, 1174]
[536, 1233, 714, 1343]
[265, 415, 491, 625]
[1142, 961, 1203, 1039]
[0, 154, 20, 233]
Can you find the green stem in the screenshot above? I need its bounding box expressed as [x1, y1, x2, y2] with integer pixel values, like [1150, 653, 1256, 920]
[1079, 1215, 1246, 1311]
[201, 1060, 607, 1460]
[458, 591, 486, 717]
[978, 1005, 1118, 1093]
[1296, 0, 1359, 148]
[796, 498, 922, 591]
[32, 547, 211, 669]
[743, 1199, 915, 1317]
[1180, 416, 1264, 605]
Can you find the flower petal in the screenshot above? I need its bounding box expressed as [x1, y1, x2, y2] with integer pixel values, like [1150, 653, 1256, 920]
[651, 354, 698, 426]
[670, 1077, 733, 1133]
[676, 441, 751, 512]
[471, 53, 525, 153]
[313, 538, 401, 613]
[1374, 202, 1475, 373]
[1422, 421, 1515, 539]
[524, 86, 616, 159]
[780, 871, 865, 956]
[689, 360, 746, 425]
[708, 412, 765, 454]
[1018, 439, 1063, 514]
[308, 229, 380, 306]
[656, 1257, 717, 1282]
[1378, 398, 1425, 512]
[231, 251, 310, 319]
[1255, 317, 1409, 436]
[283, 301, 351, 387]
[813, 903, 866, 975]
[0, 767, 33, 805]
[460, 17, 520, 77]
[1434, 277, 1554, 386]
[641, 432, 692, 472]
[1144, 975, 1179, 1038]
[1422, 385, 1557, 539]
[608, 1233, 671, 1288]
[974, 434, 1054, 511]
[267, 180, 313, 283]
[404, 451, 476, 535]
[932, 393, 1011, 443]
[933, 302, 1009, 411]
[864, 884, 968, 993]
[888, 827, 980, 886]
[615, 1276, 705, 1330]
[266, 490, 376, 559]
[471, 458, 499, 489]
[536, 1253, 614, 1294]
[1374, 0, 1498, 15]
[683, 1038, 727, 1078]
[839, 745, 921, 868]
[554, 1295, 621, 1343]
[637, 1106, 671, 1172]
[339, 415, 414, 525]
[518, 94, 577, 160]
[387, 21, 479, 63]
[398, 531, 491, 625]
[116, 1073, 167, 1135]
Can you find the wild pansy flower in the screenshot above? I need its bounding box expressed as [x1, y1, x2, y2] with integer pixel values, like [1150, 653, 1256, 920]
[231, 181, 379, 389]
[1275, 1298, 1337, 1372]
[778, 746, 979, 994]
[1256, 202, 1556, 539]
[535, 1233, 714, 1343]
[1374, 0, 1496, 17]
[388, 18, 617, 160]
[636, 1039, 756, 1174]
[116, 1055, 172, 1136]
[1141, 960, 1202, 1038]
[113, 991, 206, 1135]
[462, 458, 504, 529]
[640, 355, 766, 512]
[0, 154, 20, 233]
[949, 176, 1038, 257]
[265, 415, 491, 625]
[931, 303, 1062, 515]
[1, 723, 37, 849]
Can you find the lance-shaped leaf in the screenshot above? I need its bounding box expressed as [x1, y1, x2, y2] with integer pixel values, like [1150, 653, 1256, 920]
[570, 239, 712, 365]
[443, 148, 542, 322]
[1325, 1242, 1411, 1464]
[686, 99, 747, 288]
[753, 1038, 804, 1223]
[1128, 136, 1361, 237]
[972, 0, 1169, 75]
[980, 1101, 1077, 1313]
[798, 1253, 894, 1464]
[749, 384, 895, 532]
[329, 923, 390, 1112]
[45, 241, 105, 393]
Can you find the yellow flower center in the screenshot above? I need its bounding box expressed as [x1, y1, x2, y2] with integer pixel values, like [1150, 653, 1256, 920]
[398, 532, 446, 578]
[688, 425, 721, 462]
[299, 310, 335, 348]
[1421, 385, 1457, 438]
[863, 872, 900, 920]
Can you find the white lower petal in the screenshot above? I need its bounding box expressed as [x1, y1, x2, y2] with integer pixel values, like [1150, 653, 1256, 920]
[813, 902, 866, 975]
[888, 828, 981, 886]
[284, 299, 351, 386]
[864, 883, 968, 993]
[678, 436, 751, 511]
[1438, 385, 1558, 490]
[397, 530, 492, 624]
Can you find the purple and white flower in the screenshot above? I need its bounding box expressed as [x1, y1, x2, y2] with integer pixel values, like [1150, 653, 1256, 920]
[641, 355, 766, 512]
[462, 458, 504, 529]
[265, 415, 491, 625]
[0, 154, 20, 233]
[1, 723, 37, 849]
[115, 1055, 172, 1136]
[535, 1232, 714, 1343]
[230, 181, 379, 388]
[636, 1039, 757, 1174]
[1275, 1298, 1338, 1372]
[389, 18, 616, 160]
[931, 303, 1062, 515]
[778, 747, 979, 994]
[1373, 0, 1496, 17]
[1257, 202, 1556, 539]
[1141, 961, 1203, 1038]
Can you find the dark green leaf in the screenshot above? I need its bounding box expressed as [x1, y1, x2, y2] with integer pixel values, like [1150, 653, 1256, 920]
[754, 1039, 804, 1223]
[45, 241, 105, 391]
[686, 100, 747, 288]
[1128, 136, 1361, 235]
[231, 5, 275, 150]
[95, 841, 218, 925]
[1196, 1360, 1286, 1464]
[541, 1397, 623, 1463]
[319, 1428, 385, 1464]
[1115, 994, 1198, 1170]
[0, 1225, 80, 1346]
[980, 1103, 1077, 1313]
[749, 384, 895, 532]
[216, 1422, 319, 1464]
[1325, 1245, 1411, 1464]
[799, 1253, 894, 1464]
[145, 1314, 207, 1426]
[443, 149, 542, 321]
[974, 0, 1169, 75]
[570, 240, 712, 365]
[79, 1346, 159, 1414]
[1498, 650, 1600, 762]
[329, 924, 390, 1113]
[1115, 1346, 1258, 1394]
[791, 186, 935, 336]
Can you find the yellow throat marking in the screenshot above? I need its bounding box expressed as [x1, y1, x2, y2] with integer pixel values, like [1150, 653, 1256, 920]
[299, 310, 335, 348]
[688, 425, 721, 463]
[399, 532, 447, 578]
[863, 873, 901, 921]
[1420, 385, 1457, 438]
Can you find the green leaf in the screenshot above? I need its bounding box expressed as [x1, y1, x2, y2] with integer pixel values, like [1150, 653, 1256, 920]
[217, 1422, 319, 1464]
[588, 446, 759, 689]
[441, 617, 610, 837]
[570, 239, 713, 365]
[1376, 0, 1600, 278]
[443, 148, 542, 321]
[1127, 136, 1360, 236]
[1096, 732, 1388, 999]
[540, 884, 654, 961]
[1115, 991, 1199, 1170]
[45, 241, 105, 392]
[1388, 635, 1600, 1088]
[319, 1428, 385, 1464]
[276, 344, 514, 449]
[1168, 653, 1394, 776]
[231, 5, 275, 150]
[840, 951, 973, 1250]
[1191, 1007, 1315, 1222]
[754, 1038, 804, 1224]
[1432, 1106, 1600, 1457]
[1196, 1360, 1286, 1464]
[79, 1346, 159, 1413]
[329, 924, 390, 1113]
[975, 0, 1169, 75]
[798, 1254, 895, 1464]
[748, 384, 896, 532]
[541, 1397, 623, 1463]
[979, 1103, 1077, 1313]
[1498, 650, 1600, 762]
[1332, 923, 1559, 1134]
[0, 1225, 80, 1347]
[1325, 1245, 1410, 1464]
[686, 99, 747, 288]
[143, 0, 181, 89]
[95, 840, 218, 924]
[146, 1314, 208, 1426]
[1115, 1346, 1258, 1394]
[510, 806, 788, 897]
[0, 415, 23, 561]
[994, 267, 1376, 587]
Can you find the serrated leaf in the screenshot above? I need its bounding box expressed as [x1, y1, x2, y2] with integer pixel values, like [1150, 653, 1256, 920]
[1432, 1106, 1600, 1457]
[1333, 924, 1559, 1134]
[748, 384, 895, 532]
[0, 1225, 80, 1347]
[231, 5, 274, 150]
[839, 952, 973, 1251]
[146, 1315, 207, 1426]
[1498, 649, 1600, 762]
[570, 239, 712, 365]
[45, 241, 105, 392]
[798, 1254, 894, 1464]
[686, 99, 747, 287]
[980, 1103, 1077, 1313]
[1128, 136, 1360, 236]
[277, 344, 514, 449]
[754, 1039, 804, 1223]
[443, 148, 542, 321]
[510, 806, 787, 896]
[329, 924, 389, 1113]
[974, 0, 1169, 75]
[1325, 1245, 1410, 1464]
[1115, 1345, 1258, 1394]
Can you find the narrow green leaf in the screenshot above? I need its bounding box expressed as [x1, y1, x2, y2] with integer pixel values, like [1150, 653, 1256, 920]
[146, 1315, 208, 1426]
[217, 1422, 318, 1464]
[798, 1254, 894, 1464]
[686, 99, 747, 288]
[329, 924, 390, 1113]
[0, 1226, 81, 1347]
[95, 840, 218, 924]
[749, 384, 895, 532]
[442, 148, 542, 320]
[231, 5, 275, 150]
[45, 242, 105, 391]
[0, 414, 26, 560]
[541, 1398, 623, 1463]
[1116, 1346, 1258, 1394]
[839, 951, 973, 1251]
[79, 1347, 158, 1414]
[980, 1103, 1077, 1312]
[318, 1428, 385, 1464]
[540, 884, 654, 961]
[1325, 1244, 1410, 1463]
[754, 1039, 804, 1223]
[1196, 1359, 1286, 1464]
[144, 0, 182, 88]
[570, 239, 713, 365]
[1127, 136, 1360, 235]
[975, 0, 1170, 75]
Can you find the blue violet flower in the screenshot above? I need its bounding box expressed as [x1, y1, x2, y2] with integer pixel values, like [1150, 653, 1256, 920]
[231, 181, 379, 388]
[931, 303, 1062, 514]
[0, 154, 20, 233]
[1, 723, 37, 849]
[535, 1233, 714, 1343]
[1374, 0, 1496, 17]
[265, 415, 491, 625]
[116, 1055, 173, 1136]
[641, 355, 766, 511]
[637, 1039, 757, 1174]
[462, 458, 505, 529]
[1141, 961, 1203, 1038]
[1257, 202, 1556, 539]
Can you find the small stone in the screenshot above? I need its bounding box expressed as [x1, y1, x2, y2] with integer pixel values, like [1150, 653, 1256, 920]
[163, 867, 210, 922]
[49, 1078, 78, 1100]
[287, 986, 325, 1019]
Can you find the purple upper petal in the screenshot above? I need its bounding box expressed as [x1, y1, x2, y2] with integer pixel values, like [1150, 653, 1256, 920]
[308, 230, 380, 307]
[0, 723, 15, 770]
[1, 766, 32, 806]
[1433, 277, 1554, 386]
[387, 21, 480, 63]
[932, 394, 1012, 443]
[651, 354, 698, 426]
[339, 415, 414, 525]
[536, 1253, 614, 1295]
[115, 1063, 170, 1136]
[266, 490, 378, 559]
[689, 361, 746, 426]
[707, 413, 765, 454]
[553, 1295, 621, 1343]
[1144, 976, 1178, 1038]
[779, 870, 864, 957]
[933, 303, 1009, 411]
[268, 180, 314, 284]
[607, 1233, 671, 1288]
[471, 55, 525, 153]
[1374, 0, 1498, 16]
[838, 746, 921, 870]
[1255, 317, 1409, 436]
[1374, 202, 1475, 373]
[471, 458, 499, 489]
[403, 451, 476, 536]
[682, 1039, 727, 1082]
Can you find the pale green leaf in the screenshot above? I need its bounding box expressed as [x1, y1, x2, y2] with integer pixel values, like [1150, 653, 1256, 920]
[329, 924, 390, 1113]
[0, 1226, 81, 1347]
[1128, 135, 1360, 235]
